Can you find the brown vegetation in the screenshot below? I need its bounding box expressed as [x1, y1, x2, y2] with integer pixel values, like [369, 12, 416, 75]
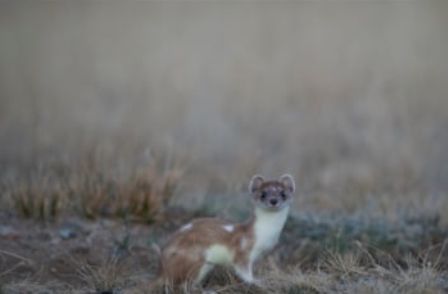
[1, 1, 448, 293]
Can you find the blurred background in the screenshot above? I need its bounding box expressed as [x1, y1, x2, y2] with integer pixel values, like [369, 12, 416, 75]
[1, 1, 448, 218]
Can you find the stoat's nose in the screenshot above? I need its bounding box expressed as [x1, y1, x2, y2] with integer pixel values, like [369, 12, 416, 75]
[270, 199, 278, 206]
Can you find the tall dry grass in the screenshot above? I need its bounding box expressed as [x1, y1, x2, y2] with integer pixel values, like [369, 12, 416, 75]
[0, 2, 448, 292]
[1, 1, 447, 220]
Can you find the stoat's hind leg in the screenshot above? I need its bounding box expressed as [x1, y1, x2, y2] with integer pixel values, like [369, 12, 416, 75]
[195, 262, 214, 284]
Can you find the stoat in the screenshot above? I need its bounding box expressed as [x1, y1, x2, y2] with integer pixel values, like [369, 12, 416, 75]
[158, 174, 295, 287]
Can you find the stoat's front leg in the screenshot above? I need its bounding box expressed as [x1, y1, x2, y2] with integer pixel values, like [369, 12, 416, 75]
[234, 262, 258, 284]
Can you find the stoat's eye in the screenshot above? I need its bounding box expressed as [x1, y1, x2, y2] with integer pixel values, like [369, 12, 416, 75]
[260, 191, 267, 200]
[280, 191, 287, 200]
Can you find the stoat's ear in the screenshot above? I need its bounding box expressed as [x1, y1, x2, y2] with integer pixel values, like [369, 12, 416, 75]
[248, 175, 264, 193]
[279, 174, 295, 193]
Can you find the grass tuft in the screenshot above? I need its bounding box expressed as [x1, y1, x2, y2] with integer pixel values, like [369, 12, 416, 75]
[3, 159, 183, 223]
[7, 176, 66, 221]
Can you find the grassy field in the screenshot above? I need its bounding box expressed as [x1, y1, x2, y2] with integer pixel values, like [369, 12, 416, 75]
[1, 1, 448, 293]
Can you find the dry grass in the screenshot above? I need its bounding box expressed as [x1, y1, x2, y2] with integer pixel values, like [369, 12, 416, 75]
[75, 256, 126, 293]
[1, 158, 182, 223]
[1, 1, 448, 293]
[4, 175, 66, 221]
[65, 164, 182, 222]
[0, 209, 446, 293]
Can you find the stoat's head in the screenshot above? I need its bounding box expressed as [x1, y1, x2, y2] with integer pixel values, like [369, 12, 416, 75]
[248, 174, 295, 211]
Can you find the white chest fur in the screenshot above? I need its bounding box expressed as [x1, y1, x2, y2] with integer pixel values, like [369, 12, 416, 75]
[249, 207, 289, 263]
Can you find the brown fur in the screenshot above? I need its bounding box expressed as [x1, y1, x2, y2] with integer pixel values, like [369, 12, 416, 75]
[160, 217, 255, 284]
